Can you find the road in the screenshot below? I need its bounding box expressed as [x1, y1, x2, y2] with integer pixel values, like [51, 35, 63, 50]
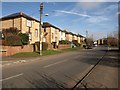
[1, 46, 119, 89]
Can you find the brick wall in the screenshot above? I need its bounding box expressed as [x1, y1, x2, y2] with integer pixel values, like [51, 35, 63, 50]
[58, 44, 71, 50]
[0, 45, 33, 56]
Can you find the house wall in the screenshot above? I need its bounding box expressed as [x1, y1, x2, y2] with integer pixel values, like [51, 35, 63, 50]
[77, 37, 80, 43]
[59, 31, 66, 41]
[73, 35, 77, 40]
[1, 18, 21, 30]
[21, 17, 40, 44]
[66, 34, 72, 41]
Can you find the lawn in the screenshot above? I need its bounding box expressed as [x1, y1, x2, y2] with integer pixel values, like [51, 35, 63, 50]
[11, 47, 83, 58]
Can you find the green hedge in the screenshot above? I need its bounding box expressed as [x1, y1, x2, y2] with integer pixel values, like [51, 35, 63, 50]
[18, 33, 29, 45]
[72, 40, 80, 47]
[59, 40, 71, 44]
[5, 35, 22, 46]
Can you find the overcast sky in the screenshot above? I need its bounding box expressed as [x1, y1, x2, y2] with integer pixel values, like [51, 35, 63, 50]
[1, 1, 119, 40]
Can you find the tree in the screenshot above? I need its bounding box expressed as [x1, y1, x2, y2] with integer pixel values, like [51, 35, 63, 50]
[107, 31, 118, 47]
[85, 38, 93, 46]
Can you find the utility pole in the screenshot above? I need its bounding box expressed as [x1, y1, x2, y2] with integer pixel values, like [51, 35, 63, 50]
[39, 2, 43, 55]
[86, 30, 88, 45]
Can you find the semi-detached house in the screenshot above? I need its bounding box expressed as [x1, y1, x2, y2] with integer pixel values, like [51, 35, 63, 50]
[0, 12, 49, 51]
[0, 12, 41, 44]
[42, 22, 66, 49]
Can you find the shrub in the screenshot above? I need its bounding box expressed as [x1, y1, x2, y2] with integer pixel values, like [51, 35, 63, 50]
[5, 35, 22, 46]
[2, 28, 29, 46]
[72, 40, 80, 47]
[59, 40, 71, 44]
[18, 33, 29, 45]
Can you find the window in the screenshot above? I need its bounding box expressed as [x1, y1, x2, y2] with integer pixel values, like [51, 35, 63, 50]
[55, 30, 57, 35]
[55, 37, 57, 42]
[29, 33, 32, 41]
[61, 32, 63, 36]
[52, 33, 54, 39]
[35, 29, 38, 37]
[44, 28, 46, 32]
[26, 20, 32, 27]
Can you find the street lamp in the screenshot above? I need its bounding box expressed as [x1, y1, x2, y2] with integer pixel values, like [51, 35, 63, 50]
[39, 2, 43, 55]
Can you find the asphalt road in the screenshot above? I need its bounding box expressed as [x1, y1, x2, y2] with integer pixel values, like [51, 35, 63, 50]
[1, 46, 118, 89]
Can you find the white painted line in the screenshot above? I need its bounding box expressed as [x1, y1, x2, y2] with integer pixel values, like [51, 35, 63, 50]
[0, 73, 24, 81]
[43, 59, 68, 68]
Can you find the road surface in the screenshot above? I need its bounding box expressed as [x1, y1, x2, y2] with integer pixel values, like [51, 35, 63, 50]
[1, 46, 118, 89]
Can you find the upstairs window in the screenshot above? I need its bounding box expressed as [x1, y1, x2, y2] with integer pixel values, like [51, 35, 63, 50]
[44, 28, 46, 32]
[35, 29, 38, 37]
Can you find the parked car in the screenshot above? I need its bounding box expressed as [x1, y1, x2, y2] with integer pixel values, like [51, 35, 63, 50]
[69, 41, 76, 48]
[86, 45, 93, 49]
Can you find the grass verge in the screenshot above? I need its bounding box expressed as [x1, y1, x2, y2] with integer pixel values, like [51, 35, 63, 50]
[11, 47, 83, 58]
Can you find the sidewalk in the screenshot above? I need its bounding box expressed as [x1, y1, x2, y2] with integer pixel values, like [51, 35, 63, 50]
[78, 49, 119, 89]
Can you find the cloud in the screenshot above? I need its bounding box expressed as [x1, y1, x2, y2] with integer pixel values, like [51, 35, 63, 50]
[54, 10, 91, 17]
[76, 2, 102, 10]
[86, 16, 109, 23]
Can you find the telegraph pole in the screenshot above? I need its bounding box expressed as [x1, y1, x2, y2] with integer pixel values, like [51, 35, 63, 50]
[39, 3, 43, 55]
[86, 30, 88, 45]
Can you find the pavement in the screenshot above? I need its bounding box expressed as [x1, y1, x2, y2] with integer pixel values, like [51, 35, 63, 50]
[77, 48, 119, 89]
[1, 46, 119, 89]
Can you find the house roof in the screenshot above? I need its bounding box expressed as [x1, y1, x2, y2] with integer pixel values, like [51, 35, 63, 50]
[0, 12, 39, 22]
[43, 22, 62, 31]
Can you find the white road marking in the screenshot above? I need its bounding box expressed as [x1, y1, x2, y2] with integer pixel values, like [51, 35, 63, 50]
[43, 59, 69, 68]
[0, 73, 24, 81]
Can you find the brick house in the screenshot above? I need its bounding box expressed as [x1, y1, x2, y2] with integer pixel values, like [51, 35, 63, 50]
[64, 31, 73, 42]
[42, 22, 63, 49]
[0, 12, 50, 52]
[72, 34, 78, 41]
[0, 12, 41, 45]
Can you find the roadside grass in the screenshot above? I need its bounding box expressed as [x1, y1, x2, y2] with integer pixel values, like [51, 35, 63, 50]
[11, 50, 62, 58]
[62, 47, 83, 52]
[11, 47, 83, 58]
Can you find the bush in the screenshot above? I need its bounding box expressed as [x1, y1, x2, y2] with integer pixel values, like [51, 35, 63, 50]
[72, 40, 80, 47]
[42, 42, 48, 50]
[59, 40, 71, 44]
[83, 45, 87, 48]
[5, 35, 22, 46]
[18, 33, 29, 45]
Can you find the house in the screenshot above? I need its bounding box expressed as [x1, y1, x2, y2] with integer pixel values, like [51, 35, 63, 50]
[72, 34, 78, 41]
[79, 35, 86, 46]
[77, 36, 81, 44]
[64, 30, 73, 42]
[0, 12, 41, 45]
[59, 30, 66, 41]
[42, 22, 62, 49]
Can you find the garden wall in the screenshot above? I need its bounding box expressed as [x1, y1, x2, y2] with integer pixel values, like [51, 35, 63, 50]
[0, 45, 33, 57]
[58, 44, 71, 50]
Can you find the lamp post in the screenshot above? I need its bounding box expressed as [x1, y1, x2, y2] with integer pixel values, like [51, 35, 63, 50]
[39, 2, 43, 55]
